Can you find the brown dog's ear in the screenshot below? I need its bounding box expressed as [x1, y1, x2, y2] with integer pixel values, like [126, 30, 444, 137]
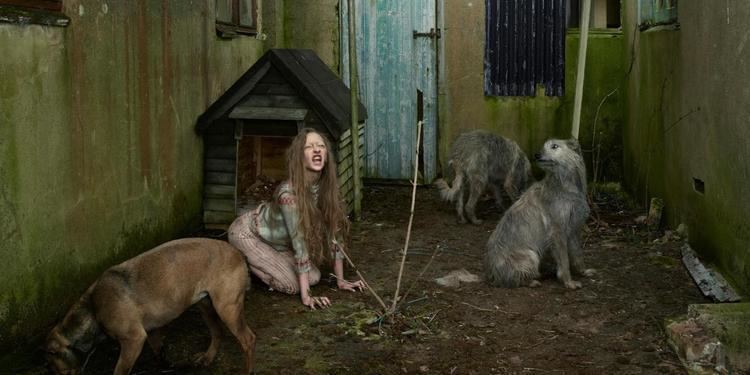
[70, 316, 99, 353]
[46, 329, 68, 353]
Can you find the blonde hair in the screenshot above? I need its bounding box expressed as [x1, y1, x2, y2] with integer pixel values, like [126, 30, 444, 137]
[285, 128, 349, 265]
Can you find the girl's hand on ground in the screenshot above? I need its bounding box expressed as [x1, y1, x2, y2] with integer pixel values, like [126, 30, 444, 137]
[337, 279, 366, 292]
[302, 295, 331, 310]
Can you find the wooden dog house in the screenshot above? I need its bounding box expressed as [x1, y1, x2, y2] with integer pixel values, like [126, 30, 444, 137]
[196, 49, 367, 228]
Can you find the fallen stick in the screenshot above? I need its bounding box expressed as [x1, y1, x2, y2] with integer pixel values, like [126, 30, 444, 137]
[390, 121, 423, 313]
[334, 247, 389, 312]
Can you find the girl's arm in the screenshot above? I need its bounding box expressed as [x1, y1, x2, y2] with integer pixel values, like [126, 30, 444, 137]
[332, 240, 365, 292]
[299, 271, 330, 309]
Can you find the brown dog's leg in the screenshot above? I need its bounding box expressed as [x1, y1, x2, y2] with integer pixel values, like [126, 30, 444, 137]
[217, 302, 256, 374]
[195, 298, 223, 366]
[146, 328, 165, 356]
[211, 287, 256, 374]
[113, 329, 147, 375]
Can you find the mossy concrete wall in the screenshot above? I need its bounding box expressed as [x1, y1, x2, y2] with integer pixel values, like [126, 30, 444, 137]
[440, 0, 625, 182]
[0, 0, 266, 358]
[622, 1, 750, 294]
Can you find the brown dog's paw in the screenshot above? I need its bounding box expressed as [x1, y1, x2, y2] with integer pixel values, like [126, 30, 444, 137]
[528, 280, 542, 288]
[192, 352, 217, 367]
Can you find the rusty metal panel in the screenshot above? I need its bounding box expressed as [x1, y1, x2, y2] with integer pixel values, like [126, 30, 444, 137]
[484, 0, 566, 97]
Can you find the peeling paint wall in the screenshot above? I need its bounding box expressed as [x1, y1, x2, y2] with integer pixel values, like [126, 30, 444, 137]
[623, 1, 750, 294]
[0, 0, 267, 358]
[440, 0, 624, 182]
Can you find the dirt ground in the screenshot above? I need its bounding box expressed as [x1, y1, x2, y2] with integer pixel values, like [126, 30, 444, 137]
[15, 184, 708, 374]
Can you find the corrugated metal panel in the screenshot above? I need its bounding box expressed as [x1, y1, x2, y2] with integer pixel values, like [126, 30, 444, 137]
[340, 0, 438, 181]
[484, 0, 566, 97]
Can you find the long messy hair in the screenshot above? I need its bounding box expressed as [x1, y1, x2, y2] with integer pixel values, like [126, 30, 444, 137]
[286, 128, 350, 266]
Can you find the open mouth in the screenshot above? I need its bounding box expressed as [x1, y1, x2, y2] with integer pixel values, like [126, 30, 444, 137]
[312, 155, 323, 163]
[535, 158, 554, 166]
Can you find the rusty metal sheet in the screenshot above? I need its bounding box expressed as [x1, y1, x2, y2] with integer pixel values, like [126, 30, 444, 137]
[681, 244, 742, 303]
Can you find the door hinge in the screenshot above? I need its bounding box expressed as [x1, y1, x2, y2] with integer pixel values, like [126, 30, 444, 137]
[413, 28, 441, 39]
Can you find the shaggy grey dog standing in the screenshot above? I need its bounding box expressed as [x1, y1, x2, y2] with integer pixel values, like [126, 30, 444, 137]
[435, 130, 532, 224]
[485, 138, 593, 289]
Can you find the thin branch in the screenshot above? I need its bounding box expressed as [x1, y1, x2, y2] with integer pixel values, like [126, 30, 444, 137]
[390, 121, 423, 313]
[399, 244, 442, 305]
[335, 246, 389, 312]
[460, 302, 495, 312]
[590, 88, 618, 197]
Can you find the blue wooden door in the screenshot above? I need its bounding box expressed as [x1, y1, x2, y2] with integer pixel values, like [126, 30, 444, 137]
[341, 0, 438, 181]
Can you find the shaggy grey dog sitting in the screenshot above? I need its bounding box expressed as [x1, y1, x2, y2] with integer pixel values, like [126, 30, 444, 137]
[435, 130, 532, 224]
[485, 138, 594, 289]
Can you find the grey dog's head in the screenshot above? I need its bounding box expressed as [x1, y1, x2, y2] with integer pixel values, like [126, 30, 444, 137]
[533, 138, 583, 171]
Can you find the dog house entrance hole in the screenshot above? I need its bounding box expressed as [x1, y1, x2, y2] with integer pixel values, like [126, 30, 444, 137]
[236, 135, 291, 215]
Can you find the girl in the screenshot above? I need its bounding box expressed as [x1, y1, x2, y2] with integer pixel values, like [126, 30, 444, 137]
[228, 128, 365, 309]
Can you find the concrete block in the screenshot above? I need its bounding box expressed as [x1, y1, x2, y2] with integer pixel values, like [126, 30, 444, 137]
[666, 303, 750, 374]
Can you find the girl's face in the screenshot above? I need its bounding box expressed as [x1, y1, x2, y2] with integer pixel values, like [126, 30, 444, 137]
[303, 132, 327, 173]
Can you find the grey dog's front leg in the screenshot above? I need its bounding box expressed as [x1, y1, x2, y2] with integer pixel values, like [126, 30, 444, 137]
[568, 233, 595, 277]
[551, 232, 581, 289]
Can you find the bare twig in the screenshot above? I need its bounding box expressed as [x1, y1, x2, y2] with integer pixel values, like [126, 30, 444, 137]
[335, 246, 389, 312]
[590, 88, 618, 197]
[460, 302, 494, 312]
[80, 347, 96, 373]
[400, 244, 442, 304]
[390, 121, 423, 313]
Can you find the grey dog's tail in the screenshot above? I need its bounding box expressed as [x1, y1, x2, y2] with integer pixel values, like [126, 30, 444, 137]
[434, 172, 463, 202]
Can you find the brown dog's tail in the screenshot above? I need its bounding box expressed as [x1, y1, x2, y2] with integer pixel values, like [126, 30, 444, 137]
[434, 172, 463, 202]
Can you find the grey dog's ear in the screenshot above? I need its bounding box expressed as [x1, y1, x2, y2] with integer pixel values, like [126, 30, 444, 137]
[566, 138, 582, 154]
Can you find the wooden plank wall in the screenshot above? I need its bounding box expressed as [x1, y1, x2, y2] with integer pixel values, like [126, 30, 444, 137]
[337, 123, 365, 213]
[203, 124, 237, 228]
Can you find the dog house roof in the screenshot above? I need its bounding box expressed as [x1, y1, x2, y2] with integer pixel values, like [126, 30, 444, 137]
[195, 49, 367, 141]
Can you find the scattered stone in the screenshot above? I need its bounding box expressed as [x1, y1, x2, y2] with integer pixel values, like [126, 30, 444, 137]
[435, 269, 481, 288]
[645, 197, 664, 230]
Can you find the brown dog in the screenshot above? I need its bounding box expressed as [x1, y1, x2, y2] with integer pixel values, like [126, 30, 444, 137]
[45, 238, 255, 374]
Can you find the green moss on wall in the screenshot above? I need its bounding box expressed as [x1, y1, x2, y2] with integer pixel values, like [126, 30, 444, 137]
[622, 1, 750, 295]
[462, 32, 625, 183]
[282, 0, 339, 70]
[0, 0, 264, 360]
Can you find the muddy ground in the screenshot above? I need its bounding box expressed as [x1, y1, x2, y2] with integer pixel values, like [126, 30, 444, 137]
[14, 184, 707, 374]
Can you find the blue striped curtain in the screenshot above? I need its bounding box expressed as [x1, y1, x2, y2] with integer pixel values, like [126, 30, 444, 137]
[484, 0, 567, 97]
